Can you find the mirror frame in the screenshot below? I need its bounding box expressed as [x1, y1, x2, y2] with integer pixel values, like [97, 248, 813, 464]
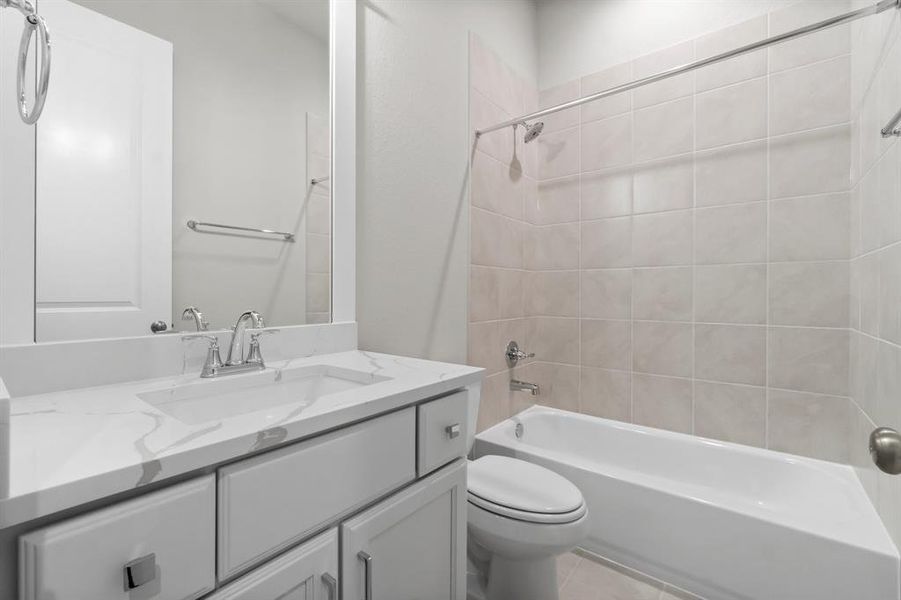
[0, 0, 356, 344]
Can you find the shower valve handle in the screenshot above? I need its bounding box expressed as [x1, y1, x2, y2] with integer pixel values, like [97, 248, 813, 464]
[505, 340, 534, 366]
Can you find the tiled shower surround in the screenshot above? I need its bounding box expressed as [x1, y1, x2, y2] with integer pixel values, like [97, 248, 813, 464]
[848, 0, 901, 547]
[469, 2, 859, 462]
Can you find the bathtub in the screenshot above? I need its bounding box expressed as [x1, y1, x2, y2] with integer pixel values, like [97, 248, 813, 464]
[473, 405, 900, 600]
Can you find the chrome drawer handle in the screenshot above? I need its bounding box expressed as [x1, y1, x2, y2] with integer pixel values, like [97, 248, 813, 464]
[445, 423, 461, 439]
[358, 551, 373, 600]
[123, 553, 156, 590]
[322, 572, 337, 600]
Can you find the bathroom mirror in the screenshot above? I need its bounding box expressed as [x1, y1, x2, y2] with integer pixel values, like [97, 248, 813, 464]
[23, 0, 332, 341]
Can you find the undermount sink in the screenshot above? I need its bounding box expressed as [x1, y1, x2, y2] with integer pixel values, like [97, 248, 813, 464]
[138, 365, 390, 425]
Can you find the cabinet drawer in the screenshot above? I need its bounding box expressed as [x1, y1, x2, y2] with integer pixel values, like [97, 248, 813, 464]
[206, 529, 338, 600]
[417, 391, 469, 476]
[19, 476, 215, 600]
[218, 407, 415, 580]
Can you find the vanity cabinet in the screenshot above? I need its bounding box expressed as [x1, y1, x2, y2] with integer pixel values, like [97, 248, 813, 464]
[206, 529, 338, 600]
[341, 459, 466, 600]
[16, 389, 473, 600]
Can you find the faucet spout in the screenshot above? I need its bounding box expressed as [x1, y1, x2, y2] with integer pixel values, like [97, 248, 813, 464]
[510, 379, 540, 396]
[226, 310, 264, 366]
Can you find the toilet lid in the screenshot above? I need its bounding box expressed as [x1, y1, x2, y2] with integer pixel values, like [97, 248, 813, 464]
[468, 455, 584, 516]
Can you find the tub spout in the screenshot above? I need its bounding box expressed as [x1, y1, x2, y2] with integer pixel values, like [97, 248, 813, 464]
[510, 379, 540, 395]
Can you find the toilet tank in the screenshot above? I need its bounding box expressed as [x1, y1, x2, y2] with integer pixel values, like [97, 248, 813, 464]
[466, 382, 482, 453]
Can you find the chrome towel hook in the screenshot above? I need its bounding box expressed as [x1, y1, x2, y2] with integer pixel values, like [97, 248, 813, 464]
[1, 0, 50, 124]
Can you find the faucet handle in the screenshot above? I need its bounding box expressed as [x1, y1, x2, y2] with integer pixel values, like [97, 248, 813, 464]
[505, 340, 534, 366]
[181, 334, 223, 377]
[246, 329, 279, 365]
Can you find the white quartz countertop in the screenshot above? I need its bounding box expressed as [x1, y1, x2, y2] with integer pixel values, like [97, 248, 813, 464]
[0, 351, 482, 528]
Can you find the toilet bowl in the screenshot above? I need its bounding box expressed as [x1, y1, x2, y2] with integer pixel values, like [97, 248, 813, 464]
[466, 455, 588, 600]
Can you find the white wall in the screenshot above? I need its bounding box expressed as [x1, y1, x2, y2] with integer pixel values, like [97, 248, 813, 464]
[74, 0, 329, 331]
[356, 0, 537, 362]
[536, 0, 833, 89]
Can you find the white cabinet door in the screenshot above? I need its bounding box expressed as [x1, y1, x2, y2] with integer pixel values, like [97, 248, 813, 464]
[34, 0, 173, 341]
[341, 460, 466, 600]
[208, 529, 338, 600]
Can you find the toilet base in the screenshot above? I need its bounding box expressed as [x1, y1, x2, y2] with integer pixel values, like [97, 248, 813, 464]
[484, 555, 558, 600]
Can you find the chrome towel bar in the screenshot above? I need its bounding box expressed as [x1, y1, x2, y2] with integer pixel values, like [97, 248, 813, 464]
[0, 0, 51, 124]
[186, 220, 295, 241]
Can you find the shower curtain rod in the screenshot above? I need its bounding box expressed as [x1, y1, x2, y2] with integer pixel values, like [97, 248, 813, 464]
[476, 0, 901, 137]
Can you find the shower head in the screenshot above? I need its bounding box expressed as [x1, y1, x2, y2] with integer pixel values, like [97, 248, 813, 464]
[519, 120, 544, 143]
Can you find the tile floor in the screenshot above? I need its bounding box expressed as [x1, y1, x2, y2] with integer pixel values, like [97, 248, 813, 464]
[557, 551, 703, 600]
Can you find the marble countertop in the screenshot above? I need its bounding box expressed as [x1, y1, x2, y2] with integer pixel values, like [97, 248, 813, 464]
[0, 350, 482, 528]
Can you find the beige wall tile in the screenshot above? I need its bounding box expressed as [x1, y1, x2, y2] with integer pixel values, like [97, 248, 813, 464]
[632, 40, 694, 109]
[581, 168, 633, 219]
[632, 211, 692, 266]
[580, 62, 632, 122]
[632, 155, 693, 215]
[694, 264, 766, 324]
[497, 268, 525, 319]
[769, 193, 850, 261]
[695, 203, 766, 264]
[530, 175, 580, 225]
[879, 243, 901, 345]
[580, 367, 631, 421]
[632, 373, 693, 433]
[539, 79, 580, 133]
[469, 266, 499, 323]
[632, 267, 692, 322]
[695, 16, 767, 92]
[539, 126, 581, 180]
[770, 124, 851, 199]
[695, 78, 767, 150]
[581, 269, 631, 319]
[306, 273, 330, 313]
[524, 223, 579, 270]
[770, 56, 850, 136]
[526, 317, 580, 365]
[526, 271, 580, 317]
[633, 321, 693, 377]
[768, 2, 851, 72]
[769, 262, 850, 327]
[695, 324, 766, 386]
[582, 217, 632, 268]
[523, 362, 580, 413]
[581, 114, 633, 171]
[471, 89, 513, 163]
[306, 233, 330, 273]
[694, 381, 766, 447]
[695, 140, 767, 207]
[581, 319, 631, 370]
[634, 98, 694, 161]
[768, 389, 850, 463]
[472, 207, 523, 268]
[768, 327, 849, 396]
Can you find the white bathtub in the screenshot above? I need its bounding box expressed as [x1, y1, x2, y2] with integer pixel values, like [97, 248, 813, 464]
[473, 405, 900, 600]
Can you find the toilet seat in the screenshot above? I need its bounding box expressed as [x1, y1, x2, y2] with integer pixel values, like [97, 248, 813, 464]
[467, 455, 586, 524]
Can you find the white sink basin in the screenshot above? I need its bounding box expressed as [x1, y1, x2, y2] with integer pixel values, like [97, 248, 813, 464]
[138, 365, 389, 425]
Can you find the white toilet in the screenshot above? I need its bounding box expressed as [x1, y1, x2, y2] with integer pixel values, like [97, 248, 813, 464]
[465, 455, 589, 600]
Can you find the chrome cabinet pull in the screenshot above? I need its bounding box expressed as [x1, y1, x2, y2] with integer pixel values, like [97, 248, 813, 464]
[358, 550, 373, 600]
[123, 553, 156, 590]
[322, 572, 337, 600]
[445, 423, 461, 439]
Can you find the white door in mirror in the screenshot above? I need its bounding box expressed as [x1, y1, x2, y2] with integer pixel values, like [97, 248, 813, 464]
[34, 0, 172, 341]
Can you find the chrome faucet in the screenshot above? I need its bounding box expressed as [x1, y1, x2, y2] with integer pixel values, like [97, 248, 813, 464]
[181, 306, 209, 332]
[227, 310, 265, 366]
[510, 379, 540, 395]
